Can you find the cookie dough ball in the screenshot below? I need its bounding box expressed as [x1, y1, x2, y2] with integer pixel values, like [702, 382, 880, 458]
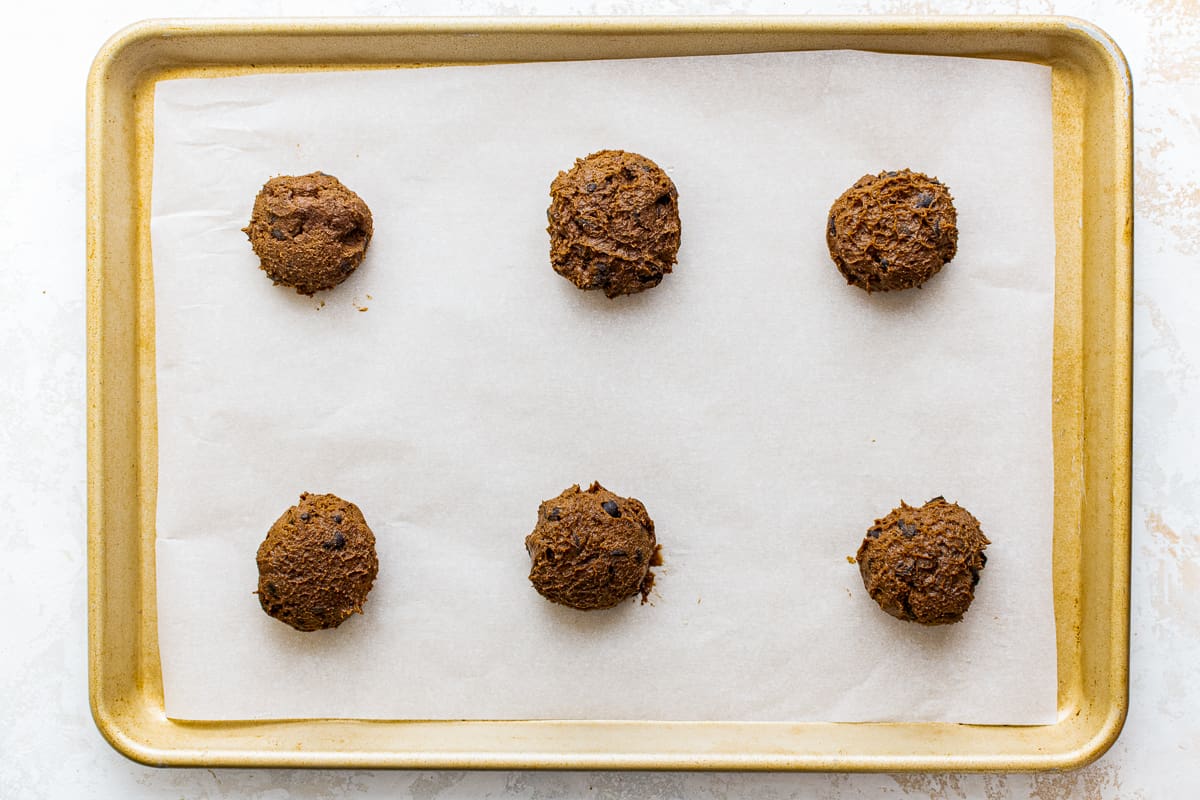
[525, 482, 659, 610]
[856, 496, 988, 625]
[826, 169, 957, 292]
[547, 150, 681, 298]
[243, 172, 373, 295]
[256, 492, 379, 631]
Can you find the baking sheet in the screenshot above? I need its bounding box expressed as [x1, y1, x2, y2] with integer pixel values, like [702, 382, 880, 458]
[151, 50, 1057, 723]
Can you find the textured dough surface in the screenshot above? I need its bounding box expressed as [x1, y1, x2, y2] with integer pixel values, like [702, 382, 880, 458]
[256, 492, 379, 631]
[547, 150, 681, 298]
[525, 482, 658, 610]
[856, 497, 989, 625]
[243, 172, 373, 295]
[826, 169, 957, 292]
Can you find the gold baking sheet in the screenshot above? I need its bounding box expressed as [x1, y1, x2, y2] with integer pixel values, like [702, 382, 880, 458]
[86, 16, 1131, 771]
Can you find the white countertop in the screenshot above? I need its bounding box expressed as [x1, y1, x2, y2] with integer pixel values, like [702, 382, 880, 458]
[2, 0, 1195, 797]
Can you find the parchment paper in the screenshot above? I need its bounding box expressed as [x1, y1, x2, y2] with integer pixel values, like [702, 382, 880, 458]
[152, 51, 1057, 723]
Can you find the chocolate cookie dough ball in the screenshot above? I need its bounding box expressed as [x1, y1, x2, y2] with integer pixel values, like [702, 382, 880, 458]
[547, 150, 681, 298]
[826, 169, 957, 292]
[856, 497, 988, 625]
[243, 172, 373, 295]
[525, 482, 659, 610]
[256, 492, 379, 631]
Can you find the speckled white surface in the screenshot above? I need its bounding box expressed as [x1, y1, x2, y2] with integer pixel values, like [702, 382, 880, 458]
[1, 0, 1194, 797]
